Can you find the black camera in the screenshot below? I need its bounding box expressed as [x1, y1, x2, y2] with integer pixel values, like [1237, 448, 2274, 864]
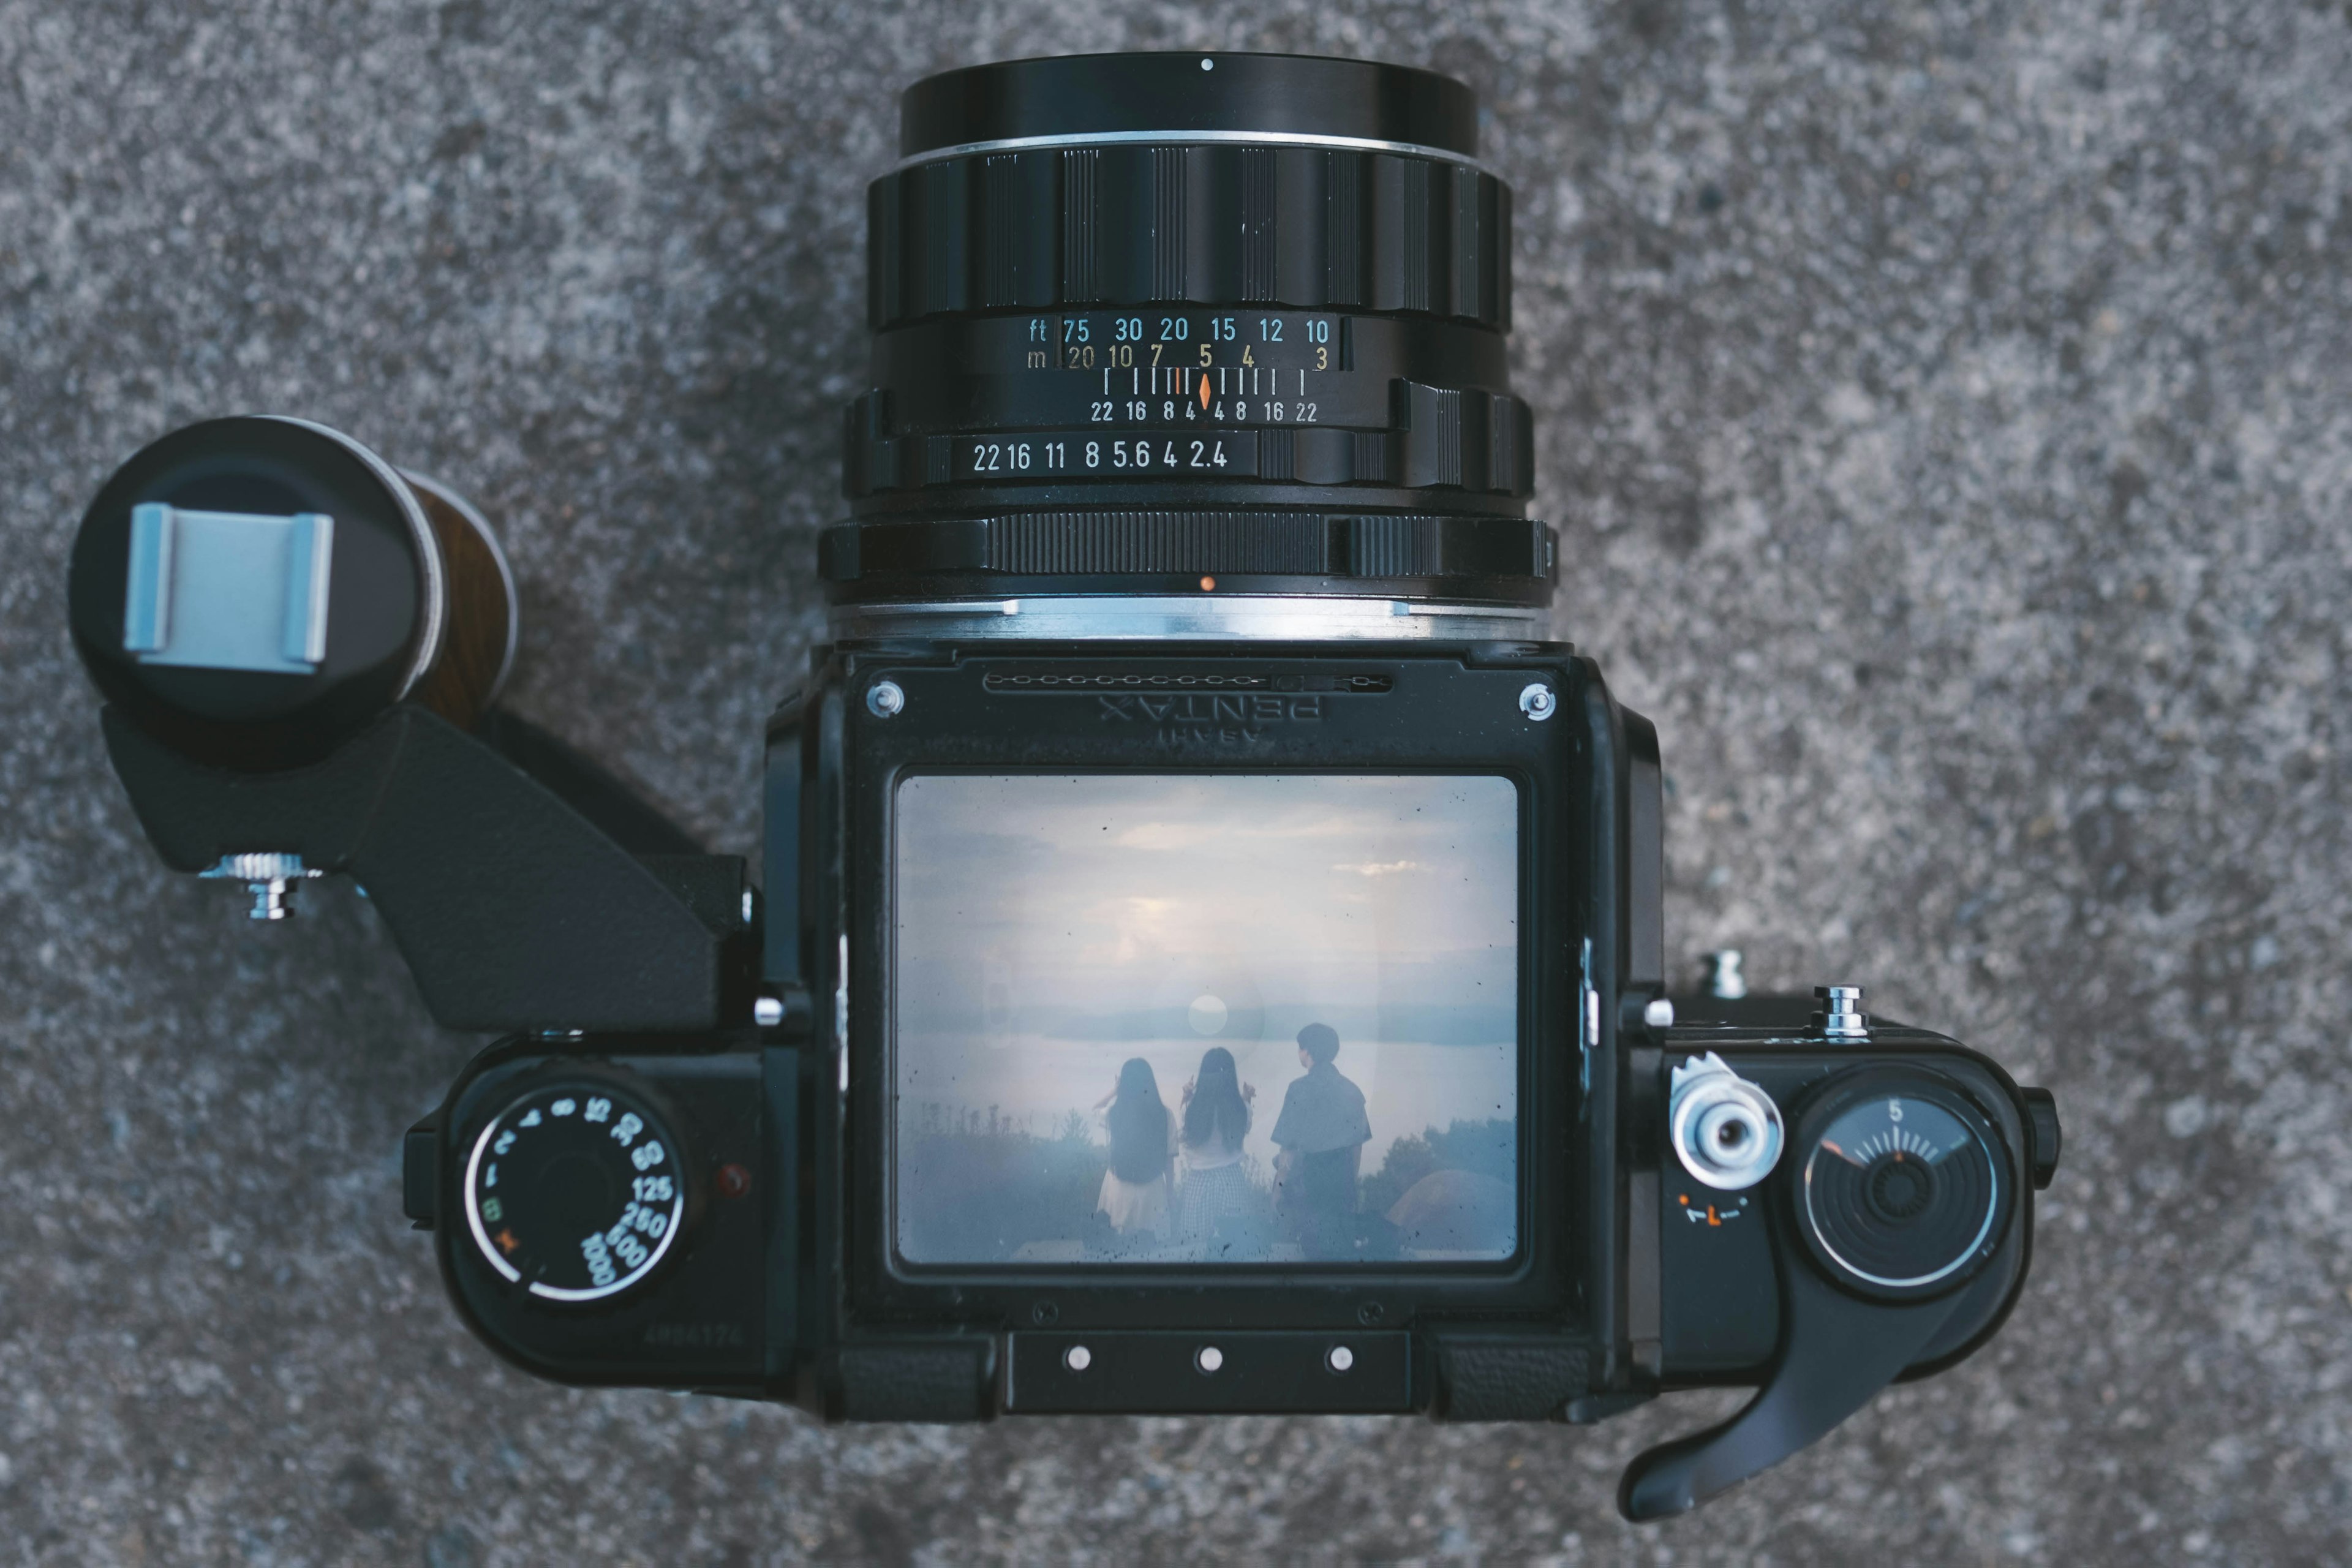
[64, 53, 2059, 1520]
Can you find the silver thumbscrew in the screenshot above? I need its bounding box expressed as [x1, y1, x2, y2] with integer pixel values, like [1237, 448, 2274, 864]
[1668, 1052, 1784, 1190]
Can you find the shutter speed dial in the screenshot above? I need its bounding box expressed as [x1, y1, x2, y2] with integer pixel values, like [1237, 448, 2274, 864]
[462, 1077, 691, 1304]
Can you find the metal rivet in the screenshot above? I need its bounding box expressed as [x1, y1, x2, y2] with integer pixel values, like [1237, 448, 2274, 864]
[866, 680, 905, 718]
[1195, 1345, 1224, 1374]
[753, 995, 784, 1027]
[1518, 682, 1556, 721]
[1327, 1345, 1355, 1373]
[1643, 997, 1676, 1030]
[1064, 1344, 1091, 1372]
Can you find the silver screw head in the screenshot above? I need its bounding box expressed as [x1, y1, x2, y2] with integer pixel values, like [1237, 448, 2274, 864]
[1518, 682, 1557, 721]
[866, 680, 905, 718]
[200, 852, 318, 920]
[1814, 984, 1868, 1040]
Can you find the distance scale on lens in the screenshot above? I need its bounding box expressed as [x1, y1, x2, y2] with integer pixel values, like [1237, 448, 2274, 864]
[1795, 1075, 2008, 1301]
[462, 1079, 690, 1303]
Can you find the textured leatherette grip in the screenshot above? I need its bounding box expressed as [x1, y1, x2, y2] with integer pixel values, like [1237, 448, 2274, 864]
[869, 145, 1511, 330]
[1436, 1341, 1591, 1422]
[835, 1344, 993, 1422]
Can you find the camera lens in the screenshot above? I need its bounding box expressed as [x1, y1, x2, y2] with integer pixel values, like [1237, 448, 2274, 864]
[829, 53, 1548, 637]
[1793, 1072, 2010, 1301]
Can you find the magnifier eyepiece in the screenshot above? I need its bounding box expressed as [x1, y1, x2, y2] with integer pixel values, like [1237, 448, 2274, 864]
[69, 417, 516, 769]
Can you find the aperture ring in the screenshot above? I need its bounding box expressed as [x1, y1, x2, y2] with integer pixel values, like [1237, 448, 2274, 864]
[844, 384, 1534, 500]
[868, 142, 1511, 333]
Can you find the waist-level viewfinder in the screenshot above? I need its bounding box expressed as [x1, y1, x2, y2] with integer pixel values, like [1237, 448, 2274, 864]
[62, 51, 2059, 1523]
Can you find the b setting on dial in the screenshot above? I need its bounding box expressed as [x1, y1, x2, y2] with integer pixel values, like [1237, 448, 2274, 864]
[462, 1079, 690, 1304]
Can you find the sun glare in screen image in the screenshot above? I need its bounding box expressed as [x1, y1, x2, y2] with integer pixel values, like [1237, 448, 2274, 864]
[893, 774, 1520, 1267]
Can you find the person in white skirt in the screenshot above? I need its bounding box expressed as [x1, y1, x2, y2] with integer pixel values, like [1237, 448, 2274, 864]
[1174, 1046, 1265, 1260]
[1093, 1057, 1177, 1244]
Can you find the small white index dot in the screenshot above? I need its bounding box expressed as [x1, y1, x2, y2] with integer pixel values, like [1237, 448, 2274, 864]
[1200, 58, 1214, 70]
[1327, 1345, 1355, 1373]
[1064, 1344, 1091, 1372]
[1196, 1345, 1224, 1373]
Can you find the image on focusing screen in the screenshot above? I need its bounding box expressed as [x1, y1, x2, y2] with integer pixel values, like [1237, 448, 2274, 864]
[894, 774, 1520, 1266]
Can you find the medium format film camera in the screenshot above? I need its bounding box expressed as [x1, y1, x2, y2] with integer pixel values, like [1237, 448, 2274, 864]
[65, 53, 2061, 1519]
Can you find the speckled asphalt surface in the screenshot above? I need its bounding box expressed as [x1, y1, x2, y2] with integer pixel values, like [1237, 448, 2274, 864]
[3, 1, 2349, 1563]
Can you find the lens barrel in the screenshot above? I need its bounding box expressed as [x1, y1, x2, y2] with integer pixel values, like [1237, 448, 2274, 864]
[828, 53, 1548, 620]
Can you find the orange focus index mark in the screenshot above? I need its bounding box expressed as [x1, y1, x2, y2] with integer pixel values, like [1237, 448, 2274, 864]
[1199, 375, 1212, 410]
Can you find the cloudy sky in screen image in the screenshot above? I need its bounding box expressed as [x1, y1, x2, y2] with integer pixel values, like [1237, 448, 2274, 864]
[893, 774, 1519, 1166]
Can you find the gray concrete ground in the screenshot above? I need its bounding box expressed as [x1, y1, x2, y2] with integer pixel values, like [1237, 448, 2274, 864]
[2, 0, 2348, 1562]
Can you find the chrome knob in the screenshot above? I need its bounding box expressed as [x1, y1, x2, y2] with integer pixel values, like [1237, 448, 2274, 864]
[1814, 984, 1868, 1041]
[1668, 1052, 1785, 1191]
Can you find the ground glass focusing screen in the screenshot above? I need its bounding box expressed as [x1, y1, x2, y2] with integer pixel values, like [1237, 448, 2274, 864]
[893, 774, 1520, 1267]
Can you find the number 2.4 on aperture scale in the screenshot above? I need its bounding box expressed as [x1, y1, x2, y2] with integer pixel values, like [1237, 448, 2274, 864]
[965, 433, 1253, 480]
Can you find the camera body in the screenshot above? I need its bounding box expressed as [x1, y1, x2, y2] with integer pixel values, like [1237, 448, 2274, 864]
[63, 52, 2059, 1520]
[407, 643, 2048, 1427]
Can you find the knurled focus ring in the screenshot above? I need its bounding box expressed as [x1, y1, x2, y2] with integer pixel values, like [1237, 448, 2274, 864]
[869, 143, 1510, 331]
